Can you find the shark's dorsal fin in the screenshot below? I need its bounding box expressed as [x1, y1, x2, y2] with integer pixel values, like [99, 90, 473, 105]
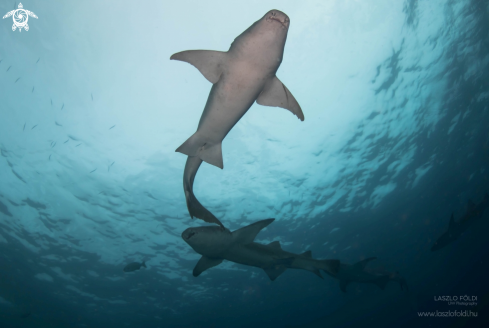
[353, 257, 377, 271]
[300, 250, 312, 258]
[267, 241, 282, 250]
[256, 76, 304, 121]
[467, 200, 475, 210]
[193, 256, 223, 277]
[233, 219, 275, 245]
[170, 50, 227, 84]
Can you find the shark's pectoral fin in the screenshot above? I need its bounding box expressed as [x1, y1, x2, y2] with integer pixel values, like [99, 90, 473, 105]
[170, 50, 227, 84]
[339, 278, 349, 293]
[193, 256, 223, 277]
[353, 257, 377, 271]
[256, 76, 304, 121]
[232, 218, 275, 244]
[319, 259, 340, 276]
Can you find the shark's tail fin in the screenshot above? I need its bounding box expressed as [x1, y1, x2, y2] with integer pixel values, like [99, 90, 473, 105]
[318, 259, 340, 276]
[141, 261, 147, 268]
[185, 188, 224, 229]
[183, 156, 225, 229]
[176, 132, 223, 169]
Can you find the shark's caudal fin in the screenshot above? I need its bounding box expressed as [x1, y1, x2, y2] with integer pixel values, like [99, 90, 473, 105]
[183, 156, 224, 228]
[176, 132, 224, 169]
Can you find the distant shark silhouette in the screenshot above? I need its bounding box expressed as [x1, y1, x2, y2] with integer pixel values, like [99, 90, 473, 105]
[182, 219, 339, 280]
[431, 193, 489, 251]
[325, 257, 408, 293]
[171, 10, 304, 227]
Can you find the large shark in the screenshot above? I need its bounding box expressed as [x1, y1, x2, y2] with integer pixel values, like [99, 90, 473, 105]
[324, 257, 408, 293]
[431, 193, 489, 251]
[172, 10, 304, 227]
[181, 219, 339, 280]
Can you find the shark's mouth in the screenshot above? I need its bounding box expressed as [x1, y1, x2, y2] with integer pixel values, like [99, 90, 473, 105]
[268, 12, 289, 28]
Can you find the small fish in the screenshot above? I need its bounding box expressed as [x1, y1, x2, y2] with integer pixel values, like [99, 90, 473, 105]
[63, 139, 69, 144]
[91, 93, 93, 101]
[23, 123, 25, 131]
[0, 59, 2, 64]
[51, 142, 56, 148]
[36, 57, 40, 64]
[31, 124, 38, 130]
[89, 169, 97, 173]
[50, 98, 53, 106]
[31, 86, 34, 93]
[61, 103, 64, 110]
[6, 66, 11, 72]
[55, 121, 62, 127]
[121, 187, 128, 192]
[49, 154, 52, 160]
[14, 77, 20, 83]
[75, 143, 82, 147]
[109, 125, 116, 130]
[108, 161, 115, 172]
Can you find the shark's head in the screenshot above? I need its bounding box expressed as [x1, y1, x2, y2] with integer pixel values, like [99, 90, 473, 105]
[230, 10, 290, 67]
[182, 226, 233, 257]
[263, 10, 290, 30]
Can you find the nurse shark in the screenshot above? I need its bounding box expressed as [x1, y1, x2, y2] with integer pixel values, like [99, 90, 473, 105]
[181, 219, 339, 280]
[431, 193, 489, 251]
[171, 10, 304, 227]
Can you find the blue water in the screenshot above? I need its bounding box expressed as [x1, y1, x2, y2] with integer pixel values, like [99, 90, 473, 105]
[1, 0, 488, 327]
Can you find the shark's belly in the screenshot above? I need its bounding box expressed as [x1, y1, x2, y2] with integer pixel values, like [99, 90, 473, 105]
[196, 71, 266, 142]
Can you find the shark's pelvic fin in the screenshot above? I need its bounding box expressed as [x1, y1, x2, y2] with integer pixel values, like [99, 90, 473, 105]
[353, 257, 377, 271]
[263, 257, 295, 281]
[319, 259, 340, 276]
[374, 275, 390, 290]
[267, 241, 282, 250]
[176, 132, 224, 169]
[256, 76, 304, 121]
[263, 266, 287, 281]
[233, 218, 275, 245]
[193, 256, 223, 277]
[339, 278, 350, 293]
[170, 50, 226, 84]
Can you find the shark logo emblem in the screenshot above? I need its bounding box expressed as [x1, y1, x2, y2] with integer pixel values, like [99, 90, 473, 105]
[3, 3, 38, 32]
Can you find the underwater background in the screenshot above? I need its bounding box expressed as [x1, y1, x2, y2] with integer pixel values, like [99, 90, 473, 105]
[1, 0, 488, 327]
